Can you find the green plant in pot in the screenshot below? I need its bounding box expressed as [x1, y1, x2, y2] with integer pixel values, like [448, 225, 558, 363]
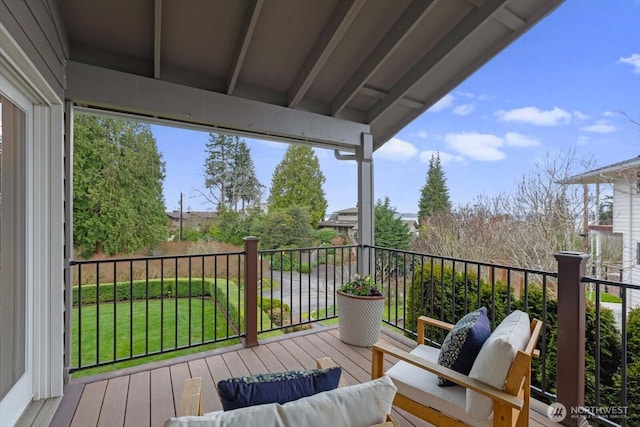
[337, 274, 385, 347]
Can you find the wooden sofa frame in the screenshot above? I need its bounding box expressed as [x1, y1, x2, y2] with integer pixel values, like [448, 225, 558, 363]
[372, 315, 542, 427]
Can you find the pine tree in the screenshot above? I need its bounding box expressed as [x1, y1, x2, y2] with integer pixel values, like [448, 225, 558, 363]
[73, 115, 167, 256]
[418, 152, 451, 223]
[375, 197, 410, 250]
[204, 133, 262, 211]
[268, 145, 327, 227]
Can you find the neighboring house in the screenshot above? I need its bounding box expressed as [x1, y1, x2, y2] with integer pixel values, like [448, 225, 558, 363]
[166, 211, 218, 233]
[319, 208, 419, 240]
[564, 156, 640, 309]
[319, 208, 359, 238]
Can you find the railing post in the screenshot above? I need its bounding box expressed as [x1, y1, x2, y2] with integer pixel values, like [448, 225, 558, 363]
[243, 237, 259, 347]
[554, 251, 589, 427]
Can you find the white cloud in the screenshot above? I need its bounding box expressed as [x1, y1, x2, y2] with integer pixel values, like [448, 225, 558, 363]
[618, 53, 640, 74]
[603, 111, 617, 117]
[573, 110, 589, 120]
[374, 137, 418, 161]
[504, 132, 540, 147]
[418, 150, 465, 165]
[580, 120, 617, 133]
[417, 130, 428, 138]
[453, 104, 475, 116]
[445, 132, 506, 161]
[577, 135, 590, 146]
[496, 106, 572, 126]
[428, 94, 455, 112]
[456, 91, 476, 98]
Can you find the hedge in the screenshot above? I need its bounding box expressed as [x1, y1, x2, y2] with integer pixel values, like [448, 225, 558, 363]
[71, 278, 226, 306]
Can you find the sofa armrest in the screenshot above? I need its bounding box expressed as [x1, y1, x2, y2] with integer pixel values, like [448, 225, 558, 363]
[371, 341, 523, 411]
[177, 377, 202, 416]
[416, 316, 454, 345]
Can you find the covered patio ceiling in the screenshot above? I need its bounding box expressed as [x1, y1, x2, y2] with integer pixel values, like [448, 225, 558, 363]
[58, 0, 563, 152]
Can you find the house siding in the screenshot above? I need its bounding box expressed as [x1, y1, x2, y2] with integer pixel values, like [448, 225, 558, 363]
[612, 179, 640, 309]
[0, 0, 66, 98]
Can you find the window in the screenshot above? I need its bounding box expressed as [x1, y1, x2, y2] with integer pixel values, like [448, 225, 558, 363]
[0, 96, 26, 400]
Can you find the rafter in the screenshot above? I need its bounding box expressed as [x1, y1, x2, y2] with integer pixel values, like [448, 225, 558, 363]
[66, 61, 369, 149]
[367, 0, 507, 123]
[287, 0, 366, 108]
[227, 0, 263, 95]
[330, 0, 438, 116]
[154, 0, 162, 79]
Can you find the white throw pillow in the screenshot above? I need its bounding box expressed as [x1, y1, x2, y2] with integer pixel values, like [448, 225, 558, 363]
[465, 310, 531, 420]
[164, 375, 397, 427]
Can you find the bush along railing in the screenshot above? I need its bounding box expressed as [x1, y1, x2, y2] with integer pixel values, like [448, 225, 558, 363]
[360, 245, 558, 402]
[256, 244, 358, 333]
[69, 251, 244, 372]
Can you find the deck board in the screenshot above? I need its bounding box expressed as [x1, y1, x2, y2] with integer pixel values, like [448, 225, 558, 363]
[149, 367, 175, 427]
[124, 371, 150, 427]
[57, 326, 558, 427]
[97, 376, 128, 427]
[187, 358, 218, 414]
[70, 380, 107, 427]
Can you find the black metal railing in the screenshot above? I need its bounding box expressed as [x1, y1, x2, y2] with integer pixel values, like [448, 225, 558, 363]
[68, 241, 636, 426]
[579, 275, 640, 427]
[361, 245, 558, 401]
[69, 251, 244, 372]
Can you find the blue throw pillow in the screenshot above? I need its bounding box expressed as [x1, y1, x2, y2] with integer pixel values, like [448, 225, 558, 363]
[217, 366, 342, 410]
[437, 307, 491, 386]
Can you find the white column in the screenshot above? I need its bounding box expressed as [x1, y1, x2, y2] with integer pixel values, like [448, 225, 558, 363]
[357, 132, 374, 275]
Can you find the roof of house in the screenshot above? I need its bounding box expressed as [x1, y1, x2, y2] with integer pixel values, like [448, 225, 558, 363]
[562, 155, 640, 184]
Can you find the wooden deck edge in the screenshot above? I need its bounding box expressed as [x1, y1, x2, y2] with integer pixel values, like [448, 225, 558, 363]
[380, 326, 418, 348]
[49, 383, 84, 427]
[530, 398, 563, 426]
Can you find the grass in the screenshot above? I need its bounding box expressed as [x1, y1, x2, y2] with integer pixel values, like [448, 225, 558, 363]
[587, 290, 623, 303]
[71, 298, 236, 376]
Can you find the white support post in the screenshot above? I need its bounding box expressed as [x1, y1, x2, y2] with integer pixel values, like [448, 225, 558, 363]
[357, 132, 374, 275]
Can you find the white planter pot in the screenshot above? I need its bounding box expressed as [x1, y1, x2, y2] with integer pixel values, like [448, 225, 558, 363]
[337, 290, 385, 347]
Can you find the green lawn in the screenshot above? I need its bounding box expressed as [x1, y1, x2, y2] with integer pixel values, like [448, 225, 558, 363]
[587, 290, 623, 303]
[72, 298, 236, 374]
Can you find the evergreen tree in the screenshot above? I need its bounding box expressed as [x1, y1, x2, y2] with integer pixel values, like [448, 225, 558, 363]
[204, 133, 262, 211]
[73, 115, 167, 256]
[418, 152, 451, 223]
[375, 197, 410, 250]
[268, 145, 327, 227]
[260, 205, 315, 249]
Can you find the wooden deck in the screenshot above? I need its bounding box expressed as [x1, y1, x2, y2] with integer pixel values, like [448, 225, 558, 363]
[49, 325, 558, 427]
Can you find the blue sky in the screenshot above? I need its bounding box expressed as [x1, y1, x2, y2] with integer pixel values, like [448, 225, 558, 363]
[154, 0, 640, 215]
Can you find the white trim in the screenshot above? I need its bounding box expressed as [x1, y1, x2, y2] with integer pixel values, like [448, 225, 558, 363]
[0, 17, 65, 426]
[0, 23, 61, 105]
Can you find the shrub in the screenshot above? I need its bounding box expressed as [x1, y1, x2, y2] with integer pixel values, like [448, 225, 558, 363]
[72, 278, 216, 305]
[315, 228, 338, 246]
[406, 262, 513, 334]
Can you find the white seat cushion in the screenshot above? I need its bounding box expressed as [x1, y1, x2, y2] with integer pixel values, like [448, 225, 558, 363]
[164, 375, 397, 427]
[385, 344, 492, 427]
